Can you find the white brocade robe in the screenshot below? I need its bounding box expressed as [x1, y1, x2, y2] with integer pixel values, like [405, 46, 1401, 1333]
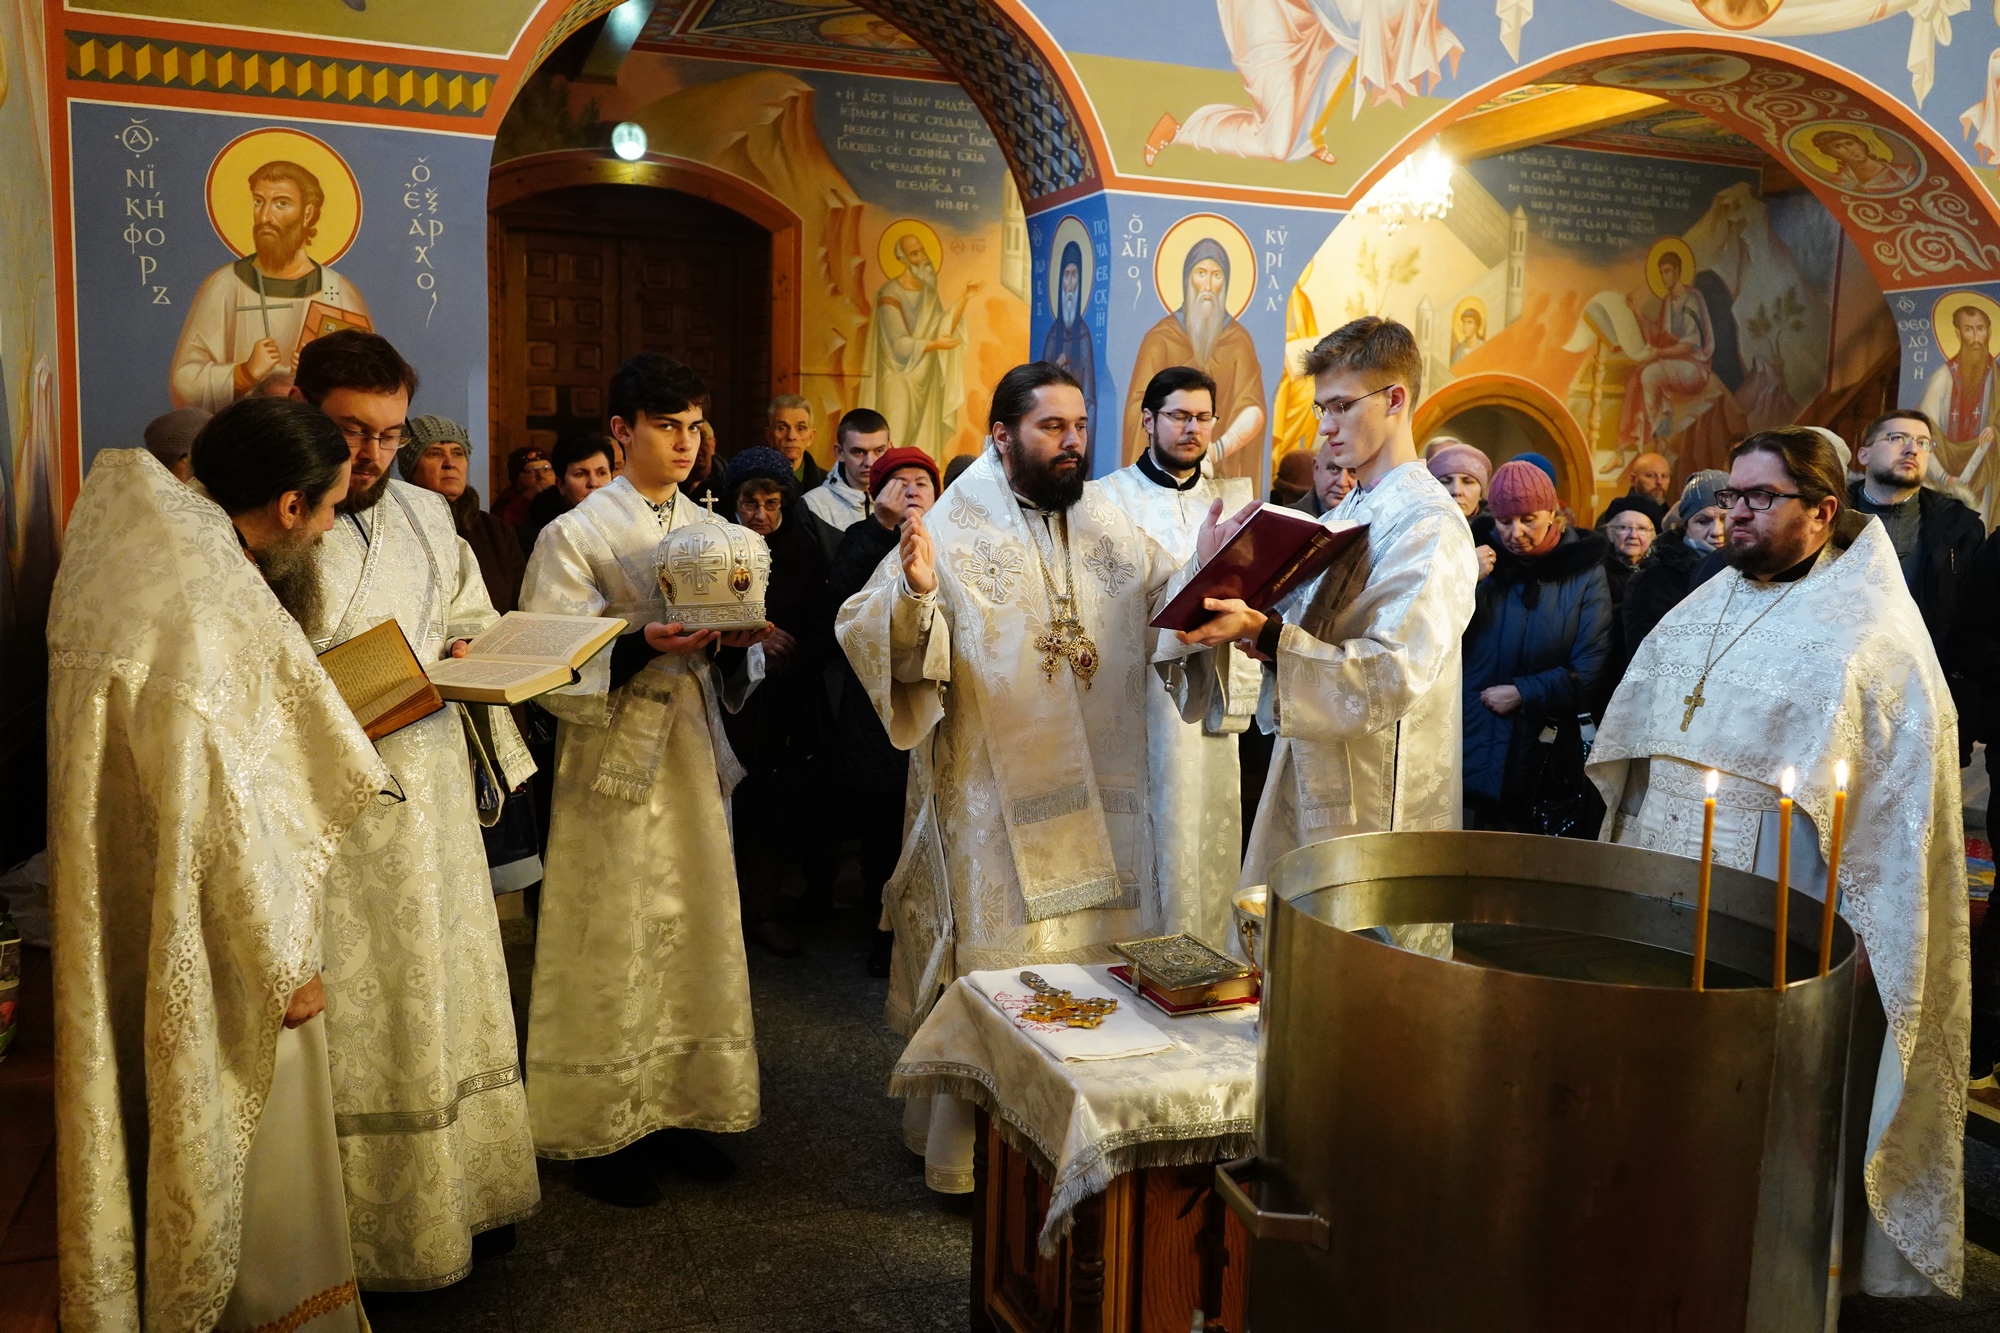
[835, 447, 1185, 1035]
[311, 481, 540, 1291]
[1237, 462, 1478, 900]
[49, 451, 383, 1333]
[1097, 460, 1255, 947]
[518, 478, 761, 1156]
[1589, 517, 1970, 1299]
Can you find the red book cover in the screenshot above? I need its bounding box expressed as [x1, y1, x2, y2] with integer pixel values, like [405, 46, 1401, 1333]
[1149, 505, 1368, 632]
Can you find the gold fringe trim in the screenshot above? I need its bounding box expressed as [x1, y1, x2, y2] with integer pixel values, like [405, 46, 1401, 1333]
[229, 1277, 358, 1333]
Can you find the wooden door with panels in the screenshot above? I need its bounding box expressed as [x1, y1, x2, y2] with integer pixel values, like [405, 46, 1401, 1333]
[491, 183, 771, 491]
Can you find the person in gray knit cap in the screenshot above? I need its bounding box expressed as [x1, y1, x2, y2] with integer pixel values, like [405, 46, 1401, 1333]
[1618, 468, 1729, 669]
[399, 413, 529, 614]
[143, 406, 211, 481]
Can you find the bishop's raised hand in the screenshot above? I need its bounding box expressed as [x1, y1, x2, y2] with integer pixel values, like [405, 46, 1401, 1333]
[901, 508, 938, 596]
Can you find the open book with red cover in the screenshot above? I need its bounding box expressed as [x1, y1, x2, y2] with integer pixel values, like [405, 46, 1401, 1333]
[1148, 504, 1368, 632]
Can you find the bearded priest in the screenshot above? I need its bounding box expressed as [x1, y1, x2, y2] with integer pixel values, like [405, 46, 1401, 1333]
[50, 400, 383, 1331]
[1097, 364, 1257, 947]
[1589, 427, 1968, 1305]
[296, 331, 540, 1287]
[839, 360, 1213, 1192]
[1175, 318, 1478, 960]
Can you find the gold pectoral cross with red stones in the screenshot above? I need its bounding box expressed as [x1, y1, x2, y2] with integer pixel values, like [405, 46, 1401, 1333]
[1033, 598, 1099, 689]
[1017, 971, 1117, 1028]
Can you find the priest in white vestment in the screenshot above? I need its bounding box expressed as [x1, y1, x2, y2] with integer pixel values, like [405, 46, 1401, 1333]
[518, 352, 768, 1208]
[1590, 427, 1969, 1306]
[842, 362, 1204, 1192]
[1177, 319, 1477, 962]
[50, 403, 381, 1332]
[297, 334, 539, 1289]
[1098, 366, 1256, 947]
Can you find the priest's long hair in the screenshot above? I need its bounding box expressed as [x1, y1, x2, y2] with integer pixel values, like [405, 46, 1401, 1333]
[191, 396, 349, 516]
[989, 360, 1082, 436]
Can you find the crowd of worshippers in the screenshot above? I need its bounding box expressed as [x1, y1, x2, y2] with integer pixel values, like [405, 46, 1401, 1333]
[57, 313, 1978, 1325]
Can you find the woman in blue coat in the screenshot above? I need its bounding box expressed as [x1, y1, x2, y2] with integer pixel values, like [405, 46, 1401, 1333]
[1462, 460, 1614, 834]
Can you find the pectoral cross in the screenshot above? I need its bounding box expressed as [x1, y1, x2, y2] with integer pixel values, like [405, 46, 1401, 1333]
[1680, 677, 1707, 732]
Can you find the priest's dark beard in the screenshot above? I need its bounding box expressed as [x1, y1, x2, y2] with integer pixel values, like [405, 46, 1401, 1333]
[1008, 444, 1086, 512]
[338, 465, 391, 514]
[256, 529, 325, 630]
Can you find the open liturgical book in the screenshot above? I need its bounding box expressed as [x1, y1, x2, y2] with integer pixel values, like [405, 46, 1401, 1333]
[1149, 504, 1368, 632]
[319, 613, 626, 739]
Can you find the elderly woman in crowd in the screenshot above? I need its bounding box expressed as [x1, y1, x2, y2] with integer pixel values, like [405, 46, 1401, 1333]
[1597, 493, 1663, 612]
[1620, 468, 1728, 657]
[1461, 460, 1613, 835]
[401, 414, 529, 614]
[1428, 437, 1495, 576]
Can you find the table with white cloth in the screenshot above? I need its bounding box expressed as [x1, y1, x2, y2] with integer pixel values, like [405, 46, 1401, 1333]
[890, 964, 1259, 1333]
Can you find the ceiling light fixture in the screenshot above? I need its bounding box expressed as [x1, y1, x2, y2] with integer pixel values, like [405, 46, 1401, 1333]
[610, 122, 648, 162]
[1358, 143, 1455, 232]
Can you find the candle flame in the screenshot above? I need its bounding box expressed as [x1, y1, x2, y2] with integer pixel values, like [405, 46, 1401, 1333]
[1781, 766, 1797, 797]
[1834, 759, 1848, 791]
[1705, 769, 1719, 796]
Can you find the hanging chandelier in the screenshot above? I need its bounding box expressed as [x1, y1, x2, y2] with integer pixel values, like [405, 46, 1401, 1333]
[1358, 143, 1455, 232]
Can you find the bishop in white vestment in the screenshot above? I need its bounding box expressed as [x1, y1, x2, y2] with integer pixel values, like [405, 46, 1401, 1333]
[1592, 509, 1968, 1302]
[50, 449, 381, 1333]
[311, 478, 541, 1290]
[518, 477, 762, 1158]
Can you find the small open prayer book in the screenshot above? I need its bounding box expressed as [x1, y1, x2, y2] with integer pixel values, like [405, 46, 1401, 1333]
[317, 619, 445, 741]
[423, 612, 628, 705]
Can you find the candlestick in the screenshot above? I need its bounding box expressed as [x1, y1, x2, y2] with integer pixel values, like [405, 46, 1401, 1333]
[1693, 770, 1718, 992]
[1818, 761, 1848, 977]
[1775, 767, 1796, 992]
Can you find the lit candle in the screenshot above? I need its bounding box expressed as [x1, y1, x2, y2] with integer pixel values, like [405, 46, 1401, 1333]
[1818, 760, 1848, 977]
[1775, 767, 1796, 992]
[1693, 769, 1718, 992]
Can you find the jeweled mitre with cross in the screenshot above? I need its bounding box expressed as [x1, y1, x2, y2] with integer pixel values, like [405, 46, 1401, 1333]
[656, 520, 772, 630]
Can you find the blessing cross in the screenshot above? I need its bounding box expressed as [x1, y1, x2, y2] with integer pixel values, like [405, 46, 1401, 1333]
[1017, 971, 1117, 1029]
[1680, 677, 1707, 732]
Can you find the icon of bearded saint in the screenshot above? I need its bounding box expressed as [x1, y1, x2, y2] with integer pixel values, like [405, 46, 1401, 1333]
[1038, 241, 1099, 437]
[169, 159, 371, 411]
[1122, 238, 1267, 476]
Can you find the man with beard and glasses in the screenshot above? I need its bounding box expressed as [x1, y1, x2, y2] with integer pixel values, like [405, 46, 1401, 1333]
[171, 159, 370, 411]
[1590, 427, 1968, 1309]
[1099, 365, 1256, 946]
[50, 398, 382, 1332]
[837, 360, 1213, 1196]
[294, 329, 541, 1289]
[1919, 304, 2000, 526]
[1123, 238, 1267, 477]
[863, 226, 980, 458]
[1039, 240, 1100, 437]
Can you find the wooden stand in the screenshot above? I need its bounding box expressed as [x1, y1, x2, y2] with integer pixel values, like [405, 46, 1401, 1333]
[969, 1109, 1251, 1333]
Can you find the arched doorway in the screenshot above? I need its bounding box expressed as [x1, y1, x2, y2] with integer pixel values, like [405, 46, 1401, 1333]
[1416, 373, 1595, 515]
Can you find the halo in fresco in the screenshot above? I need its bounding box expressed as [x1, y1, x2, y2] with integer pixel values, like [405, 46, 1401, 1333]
[1047, 215, 1093, 317]
[1154, 213, 1255, 319]
[1782, 122, 1925, 196]
[205, 127, 362, 264]
[1644, 236, 1699, 297]
[1692, 0, 1780, 29]
[876, 217, 944, 279]
[1930, 291, 2000, 361]
[1593, 53, 1752, 90]
[1451, 296, 1488, 335]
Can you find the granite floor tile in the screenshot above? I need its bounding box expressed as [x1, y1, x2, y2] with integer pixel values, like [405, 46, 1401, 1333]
[512, 1158, 677, 1259]
[506, 1232, 711, 1333]
[681, 1210, 892, 1320]
[867, 1199, 976, 1292]
[659, 1125, 848, 1230]
[812, 1131, 933, 1212]
[704, 1279, 971, 1333]
[360, 1256, 513, 1333]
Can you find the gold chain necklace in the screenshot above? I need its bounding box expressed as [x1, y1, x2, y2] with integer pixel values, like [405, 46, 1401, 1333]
[1679, 572, 1801, 731]
[1027, 511, 1099, 689]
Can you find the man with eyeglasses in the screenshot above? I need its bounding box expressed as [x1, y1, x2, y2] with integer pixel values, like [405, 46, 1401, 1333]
[292, 330, 542, 1285]
[1591, 426, 1968, 1305]
[1100, 365, 1256, 946]
[1173, 317, 1478, 959]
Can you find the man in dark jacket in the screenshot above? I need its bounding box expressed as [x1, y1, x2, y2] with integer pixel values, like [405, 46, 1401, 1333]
[1848, 412, 1984, 746]
[825, 446, 940, 975]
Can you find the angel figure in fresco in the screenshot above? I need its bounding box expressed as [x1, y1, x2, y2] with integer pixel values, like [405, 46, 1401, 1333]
[1798, 127, 1920, 195]
[1143, 0, 1460, 165]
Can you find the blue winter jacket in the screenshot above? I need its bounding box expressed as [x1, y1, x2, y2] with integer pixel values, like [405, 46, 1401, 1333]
[1461, 527, 1615, 802]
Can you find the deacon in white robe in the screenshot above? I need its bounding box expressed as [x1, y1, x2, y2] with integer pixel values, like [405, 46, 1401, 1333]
[50, 447, 381, 1332]
[842, 366, 1194, 1192]
[1098, 375, 1256, 947]
[518, 477, 762, 1161]
[1591, 435, 1968, 1304]
[312, 477, 541, 1290]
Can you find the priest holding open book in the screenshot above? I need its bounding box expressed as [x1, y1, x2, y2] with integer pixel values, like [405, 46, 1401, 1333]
[296, 331, 541, 1287]
[1174, 317, 1479, 956]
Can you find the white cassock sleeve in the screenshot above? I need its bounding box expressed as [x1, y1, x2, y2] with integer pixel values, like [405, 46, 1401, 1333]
[445, 533, 501, 646]
[835, 546, 952, 752]
[518, 520, 619, 729]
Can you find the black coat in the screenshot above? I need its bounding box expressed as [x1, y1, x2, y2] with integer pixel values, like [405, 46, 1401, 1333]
[823, 517, 909, 792]
[1621, 537, 1712, 657]
[720, 510, 829, 773]
[1950, 521, 2000, 749]
[1850, 486, 1984, 733]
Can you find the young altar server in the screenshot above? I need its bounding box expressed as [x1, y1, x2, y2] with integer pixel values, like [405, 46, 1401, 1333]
[50, 402, 381, 1330]
[1590, 427, 1968, 1305]
[518, 352, 770, 1206]
[1175, 318, 1479, 957]
[1098, 365, 1258, 946]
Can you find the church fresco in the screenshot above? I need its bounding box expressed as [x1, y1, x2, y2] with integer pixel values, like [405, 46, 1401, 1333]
[1910, 286, 2000, 524]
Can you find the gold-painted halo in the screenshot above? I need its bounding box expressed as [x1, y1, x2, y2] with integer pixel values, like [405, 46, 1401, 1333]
[1047, 215, 1093, 318]
[1154, 213, 1255, 320]
[1450, 296, 1488, 336]
[1931, 290, 2000, 360]
[877, 218, 943, 280]
[1644, 237, 1697, 298]
[1691, 0, 1780, 32]
[818, 13, 921, 48]
[1786, 122, 1895, 174]
[205, 127, 361, 264]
